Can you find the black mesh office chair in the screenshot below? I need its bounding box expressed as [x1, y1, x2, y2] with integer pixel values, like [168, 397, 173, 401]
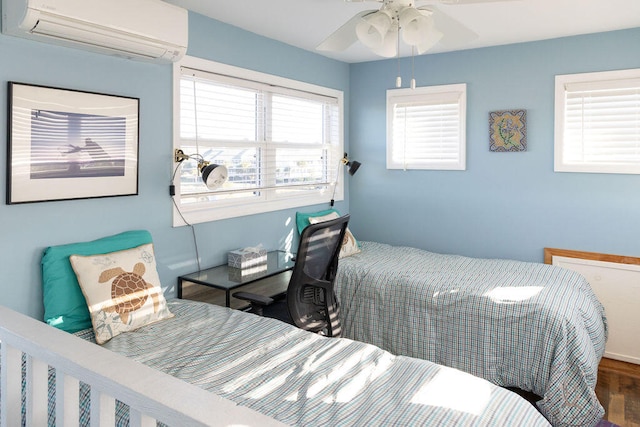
[233, 214, 350, 338]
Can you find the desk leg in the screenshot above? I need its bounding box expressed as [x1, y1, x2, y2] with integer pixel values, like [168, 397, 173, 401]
[226, 291, 231, 307]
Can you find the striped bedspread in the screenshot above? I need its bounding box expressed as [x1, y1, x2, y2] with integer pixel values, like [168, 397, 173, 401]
[334, 241, 608, 427]
[88, 299, 550, 426]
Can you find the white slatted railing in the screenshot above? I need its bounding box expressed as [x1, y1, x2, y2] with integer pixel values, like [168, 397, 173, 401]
[0, 306, 286, 427]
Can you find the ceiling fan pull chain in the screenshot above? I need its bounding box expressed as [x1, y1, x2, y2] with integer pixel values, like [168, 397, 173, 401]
[411, 45, 416, 89]
[396, 13, 402, 88]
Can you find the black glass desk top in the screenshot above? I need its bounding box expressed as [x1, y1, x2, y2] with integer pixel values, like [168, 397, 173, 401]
[178, 250, 295, 291]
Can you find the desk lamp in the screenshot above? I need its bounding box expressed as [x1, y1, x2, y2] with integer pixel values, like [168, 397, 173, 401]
[331, 152, 361, 207]
[172, 149, 228, 190]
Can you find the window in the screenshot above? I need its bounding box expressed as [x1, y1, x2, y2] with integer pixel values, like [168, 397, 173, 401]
[386, 84, 466, 170]
[555, 68, 640, 174]
[173, 57, 343, 225]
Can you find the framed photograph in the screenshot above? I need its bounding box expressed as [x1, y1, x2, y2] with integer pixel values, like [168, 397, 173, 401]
[489, 109, 527, 152]
[6, 82, 139, 204]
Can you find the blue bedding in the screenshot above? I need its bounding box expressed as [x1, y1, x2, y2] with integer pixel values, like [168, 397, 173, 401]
[2, 299, 551, 426]
[100, 299, 550, 426]
[334, 241, 608, 427]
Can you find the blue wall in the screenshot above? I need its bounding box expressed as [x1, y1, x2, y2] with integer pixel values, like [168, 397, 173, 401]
[1, 5, 639, 321]
[0, 11, 349, 319]
[348, 28, 640, 262]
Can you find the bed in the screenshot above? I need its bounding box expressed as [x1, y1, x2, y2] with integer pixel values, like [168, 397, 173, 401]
[1, 230, 551, 426]
[1, 299, 552, 426]
[333, 241, 608, 427]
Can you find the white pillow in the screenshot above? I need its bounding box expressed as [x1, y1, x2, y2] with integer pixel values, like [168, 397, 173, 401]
[70, 243, 173, 344]
[308, 212, 361, 258]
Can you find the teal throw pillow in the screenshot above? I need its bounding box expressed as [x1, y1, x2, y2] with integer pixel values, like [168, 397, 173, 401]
[42, 230, 153, 333]
[295, 209, 340, 234]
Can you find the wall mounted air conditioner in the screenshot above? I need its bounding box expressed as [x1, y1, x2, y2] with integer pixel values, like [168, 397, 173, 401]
[1, 0, 188, 63]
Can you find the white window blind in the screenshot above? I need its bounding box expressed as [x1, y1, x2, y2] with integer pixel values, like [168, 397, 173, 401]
[555, 69, 640, 174]
[173, 58, 343, 225]
[387, 84, 466, 170]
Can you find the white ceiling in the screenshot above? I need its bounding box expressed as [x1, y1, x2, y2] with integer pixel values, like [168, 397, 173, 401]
[165, 0, 640, 63]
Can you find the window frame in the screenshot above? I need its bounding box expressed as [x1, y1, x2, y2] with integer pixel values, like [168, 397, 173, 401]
[386, 83, 467, 171]
[172, 56, 344, 226]
[554, 68, 640, 175]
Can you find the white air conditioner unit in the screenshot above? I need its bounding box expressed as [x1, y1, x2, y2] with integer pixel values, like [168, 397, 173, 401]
[1, 0, 188, 63]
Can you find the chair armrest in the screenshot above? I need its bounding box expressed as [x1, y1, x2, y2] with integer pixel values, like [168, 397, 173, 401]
[233, 291, 274, 306]
[302, 278, 332, 291]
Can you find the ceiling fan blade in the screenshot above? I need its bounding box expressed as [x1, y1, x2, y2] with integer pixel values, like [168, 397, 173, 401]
[419, 5, 478, 48]
[316, 10, 377, 51]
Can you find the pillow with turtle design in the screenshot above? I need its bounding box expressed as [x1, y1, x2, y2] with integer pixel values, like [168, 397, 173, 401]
[307, 211, 361, 258]
[69, 243, 173, 344]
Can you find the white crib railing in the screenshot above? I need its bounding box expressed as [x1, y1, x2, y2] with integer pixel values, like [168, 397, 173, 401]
[0, 306, 286, 427]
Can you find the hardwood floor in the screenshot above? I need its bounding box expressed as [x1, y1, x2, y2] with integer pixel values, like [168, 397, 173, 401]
[596, 358, 640, 427]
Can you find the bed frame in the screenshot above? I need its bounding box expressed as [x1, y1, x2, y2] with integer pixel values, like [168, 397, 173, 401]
[0, 305, 284, 427]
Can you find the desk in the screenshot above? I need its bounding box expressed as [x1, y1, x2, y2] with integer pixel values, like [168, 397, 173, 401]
[177, 251, 295, 309]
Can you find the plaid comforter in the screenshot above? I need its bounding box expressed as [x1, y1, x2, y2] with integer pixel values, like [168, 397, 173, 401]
[334, 241, 608, 427]
[91, 299, 550, 426]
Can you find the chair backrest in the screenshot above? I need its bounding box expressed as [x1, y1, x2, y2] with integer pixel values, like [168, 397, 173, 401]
[287, 214, 350, 337]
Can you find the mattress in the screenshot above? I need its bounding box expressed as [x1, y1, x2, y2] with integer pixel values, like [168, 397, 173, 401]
[334, 241, 608, 427]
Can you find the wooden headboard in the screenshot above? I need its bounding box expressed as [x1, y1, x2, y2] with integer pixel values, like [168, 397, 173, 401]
[544, 248, 640, 267]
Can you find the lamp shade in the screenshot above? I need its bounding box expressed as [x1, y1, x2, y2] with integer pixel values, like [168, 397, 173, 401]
[370, 25, 398, 58]
[356, 11, 392, 49]
[201, 163, 228, 190]
[401, 8, 443, 54]
[415, 11, 443, 54]
[348, 160, 361, 176]
[400, 7, 429, 46]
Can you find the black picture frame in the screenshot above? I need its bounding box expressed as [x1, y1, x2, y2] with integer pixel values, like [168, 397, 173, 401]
[6, 82, 139, 204]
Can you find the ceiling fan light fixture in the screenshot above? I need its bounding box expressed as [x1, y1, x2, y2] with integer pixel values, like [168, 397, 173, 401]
[356, 11, 392, 49]
[371, 24, 399, 57]
[416, 23, 443, 53]
[319, 0, 502, 59]
[399, 7, 430, 45]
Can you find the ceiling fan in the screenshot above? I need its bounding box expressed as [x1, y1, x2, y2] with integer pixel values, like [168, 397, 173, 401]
[317, 0, 519, 58]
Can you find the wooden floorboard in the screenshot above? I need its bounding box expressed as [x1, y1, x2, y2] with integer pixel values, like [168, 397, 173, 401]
[596, 358, 640, 427]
